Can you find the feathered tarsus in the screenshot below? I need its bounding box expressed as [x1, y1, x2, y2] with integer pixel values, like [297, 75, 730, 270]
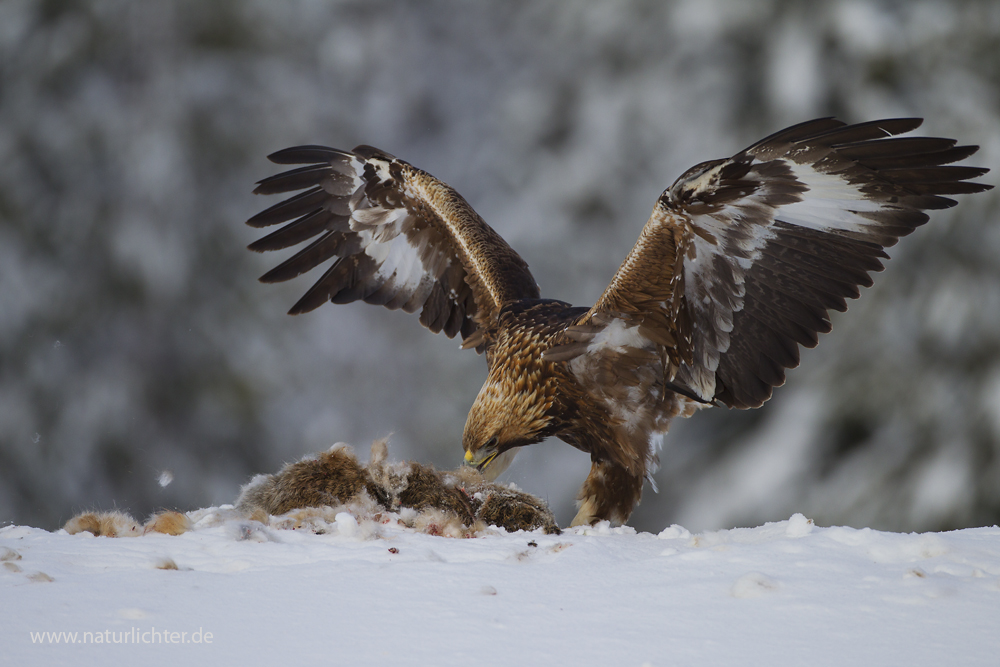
[248, 118, 991, 526]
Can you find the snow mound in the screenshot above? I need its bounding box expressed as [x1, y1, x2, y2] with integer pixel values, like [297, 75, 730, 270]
[3, 514, 999, 666]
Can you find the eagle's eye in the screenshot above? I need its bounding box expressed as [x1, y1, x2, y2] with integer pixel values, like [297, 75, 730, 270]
[482, 436, 499, 452]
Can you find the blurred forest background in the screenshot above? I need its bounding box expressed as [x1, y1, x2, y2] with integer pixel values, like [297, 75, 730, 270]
[2, 0, 999, 534]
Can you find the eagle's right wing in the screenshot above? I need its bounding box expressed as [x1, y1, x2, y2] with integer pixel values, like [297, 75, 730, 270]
[248, 145, 540, 348]
[554, 118, 991, 409]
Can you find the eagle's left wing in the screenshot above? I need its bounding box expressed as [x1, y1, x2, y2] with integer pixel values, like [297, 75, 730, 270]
[555, 118, 991, 409]
[247, 145, 539, 349]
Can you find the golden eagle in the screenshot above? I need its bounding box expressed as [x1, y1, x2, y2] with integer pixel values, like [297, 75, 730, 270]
[248, 118, 990, 526]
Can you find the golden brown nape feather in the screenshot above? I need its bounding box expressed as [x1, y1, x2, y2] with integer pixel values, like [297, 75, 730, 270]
[461, 300, 580, 479]
[460, 359, 552, 481]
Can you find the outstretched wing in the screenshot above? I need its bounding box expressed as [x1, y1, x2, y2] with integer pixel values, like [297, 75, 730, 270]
[248, 145, 539, 347]
[559, 118, 991, 409]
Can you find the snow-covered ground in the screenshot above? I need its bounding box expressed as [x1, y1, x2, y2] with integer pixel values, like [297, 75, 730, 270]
[3, 511, 998, 666]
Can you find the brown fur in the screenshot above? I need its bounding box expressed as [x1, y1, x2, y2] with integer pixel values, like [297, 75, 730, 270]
[64, 511, 142, 537]
[63, 440, 561, 539]
[237, 444, 371, 516]
[396, 463, 476, 523]
[64, 510, 194, 537]
[144, 511, 192, 536]
[238, 440, 559, 535]
[477, 485, 561, 533]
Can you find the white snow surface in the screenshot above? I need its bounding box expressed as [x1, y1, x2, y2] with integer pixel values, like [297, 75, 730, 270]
[3, 511, 999, 666]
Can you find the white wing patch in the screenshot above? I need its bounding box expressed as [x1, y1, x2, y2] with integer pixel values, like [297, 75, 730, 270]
[777, 162, 885, 234]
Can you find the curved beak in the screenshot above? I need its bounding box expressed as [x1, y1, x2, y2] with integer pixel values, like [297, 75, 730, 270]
[464, 448, 498, 472]
[463, 447, 517, 481]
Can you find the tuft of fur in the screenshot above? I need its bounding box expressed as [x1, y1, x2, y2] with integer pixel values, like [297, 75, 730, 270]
[409, 508, 473, 538]
[64, 511, 142, 537]
[366, 446, 477, 525]
[64, 510, 194, 537]
[236, 443, 376, 516]
[239, 440, 560, 535]
[476, 485, 561, 534]
[144, 511, 192, 536]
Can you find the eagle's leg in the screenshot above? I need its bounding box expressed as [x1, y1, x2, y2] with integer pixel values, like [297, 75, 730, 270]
[570, 459, 644, 527]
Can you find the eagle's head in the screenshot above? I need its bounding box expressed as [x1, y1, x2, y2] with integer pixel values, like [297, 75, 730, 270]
[462, 373, 553, 481]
